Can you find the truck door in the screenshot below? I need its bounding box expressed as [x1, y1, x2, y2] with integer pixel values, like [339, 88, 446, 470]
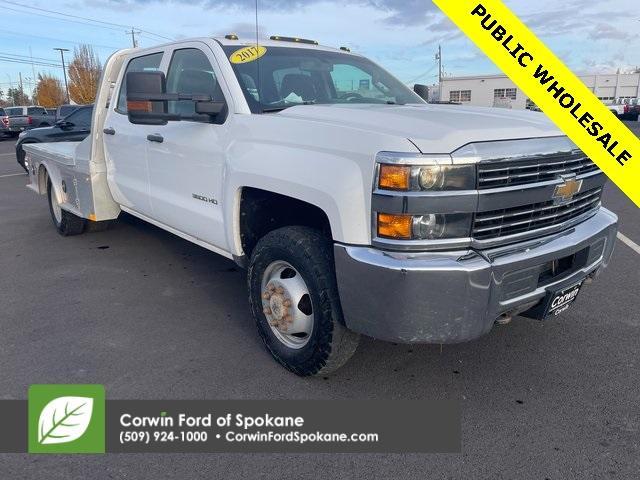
[145, 45, 230, 250]
[103, 51, 164, 216]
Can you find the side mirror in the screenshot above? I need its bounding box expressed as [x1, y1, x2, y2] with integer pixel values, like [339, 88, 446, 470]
[126, 71, 225, 124]
[56, 120, 74, 130]
[126, 71, 172, 125]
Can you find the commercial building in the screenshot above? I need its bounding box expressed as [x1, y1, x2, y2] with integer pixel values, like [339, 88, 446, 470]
[439, 72, 640, 109]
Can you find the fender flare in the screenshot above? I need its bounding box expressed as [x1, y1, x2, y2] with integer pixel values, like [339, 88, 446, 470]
[37, 162, 64, 208]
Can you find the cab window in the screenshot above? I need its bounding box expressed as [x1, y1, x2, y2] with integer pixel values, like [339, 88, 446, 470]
[165, 48, 226, 121]
[116, 52, 163, 113]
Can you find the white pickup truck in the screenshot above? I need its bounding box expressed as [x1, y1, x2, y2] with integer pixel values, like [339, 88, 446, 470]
[23, 36, 618, 376]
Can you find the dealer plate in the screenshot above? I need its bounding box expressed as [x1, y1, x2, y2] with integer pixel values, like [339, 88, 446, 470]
[522, 279, 585, 320]
[544, 281, 584, 318]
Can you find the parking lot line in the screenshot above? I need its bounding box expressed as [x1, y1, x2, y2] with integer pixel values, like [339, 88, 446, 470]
[0, 173, 25, 179]
[0, 152, 14, 156]
[617, 232, 640, 255]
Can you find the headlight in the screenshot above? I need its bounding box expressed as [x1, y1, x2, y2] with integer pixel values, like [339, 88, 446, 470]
[377, 160, 475, 191]
[377, 213, 472, 240]
[374, 152, 475, 245]
[18, 131, 27, 138]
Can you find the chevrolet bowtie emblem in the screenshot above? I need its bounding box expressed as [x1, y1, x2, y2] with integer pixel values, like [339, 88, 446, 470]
[553, 174, 582, 203]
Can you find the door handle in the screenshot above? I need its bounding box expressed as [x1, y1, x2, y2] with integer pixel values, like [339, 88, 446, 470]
[147, 134, 164, 143]
[103, 127, 115, 135]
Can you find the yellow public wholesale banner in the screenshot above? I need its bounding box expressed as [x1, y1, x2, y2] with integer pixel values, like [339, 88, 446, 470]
[433, 0, 640, 208]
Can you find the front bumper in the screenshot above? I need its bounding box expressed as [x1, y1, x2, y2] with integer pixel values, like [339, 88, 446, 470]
[334, 207, 618, 343]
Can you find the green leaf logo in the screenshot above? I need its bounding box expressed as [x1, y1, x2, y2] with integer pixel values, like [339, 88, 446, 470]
[37, 396, 94, 445]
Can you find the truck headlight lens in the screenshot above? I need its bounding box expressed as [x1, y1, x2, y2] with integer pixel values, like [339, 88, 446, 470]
[413, 214, 445, 239]
[417, 165, 442, 189]
[377, 213, 472, 240]
[378, 163, 475, 191]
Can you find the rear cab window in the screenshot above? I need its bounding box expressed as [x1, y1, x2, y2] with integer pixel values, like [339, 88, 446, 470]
[6, 107, 24, 116]
[116, 52, 163, 113]
[27, 107, 45, 115]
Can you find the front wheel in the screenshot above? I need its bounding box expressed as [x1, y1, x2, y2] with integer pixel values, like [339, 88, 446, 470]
[248, 227, 360, 376]
[47, 178, 86, 236]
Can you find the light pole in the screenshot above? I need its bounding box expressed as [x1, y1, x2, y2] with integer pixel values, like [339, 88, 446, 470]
[54, 48, 70, 104]
[435, 45, 442, 101]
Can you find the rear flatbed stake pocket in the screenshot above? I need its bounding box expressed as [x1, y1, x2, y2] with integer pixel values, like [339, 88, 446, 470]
[23, 35, 618, 376]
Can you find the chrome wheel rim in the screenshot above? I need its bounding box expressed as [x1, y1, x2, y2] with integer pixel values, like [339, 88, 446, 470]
[260, 260, 314, 349]
[50, 187, 62, 224]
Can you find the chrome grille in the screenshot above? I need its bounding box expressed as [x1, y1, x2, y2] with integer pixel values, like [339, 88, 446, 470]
[477, 151, 600, 189]
[473, 187, 602, 240]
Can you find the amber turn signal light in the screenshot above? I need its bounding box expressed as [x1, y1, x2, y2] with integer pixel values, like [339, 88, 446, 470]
[377, 213, 412, 239]
[127, 100, 152, 112]
[378, 164, 410, 190]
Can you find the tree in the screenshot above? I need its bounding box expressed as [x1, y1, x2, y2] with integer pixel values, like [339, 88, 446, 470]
[33, 73, 66, 107]
[68, 45, 102, 104]
[6, 87, 30, 106]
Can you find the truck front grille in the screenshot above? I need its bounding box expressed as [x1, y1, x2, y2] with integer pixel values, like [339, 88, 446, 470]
[473, 187, 602, 240]
[477, 151, 600, 189]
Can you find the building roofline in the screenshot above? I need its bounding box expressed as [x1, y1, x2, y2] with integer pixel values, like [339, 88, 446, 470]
[442, 72, 640, 82]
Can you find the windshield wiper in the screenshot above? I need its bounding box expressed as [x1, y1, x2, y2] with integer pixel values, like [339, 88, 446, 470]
[262, 101, 316, 113]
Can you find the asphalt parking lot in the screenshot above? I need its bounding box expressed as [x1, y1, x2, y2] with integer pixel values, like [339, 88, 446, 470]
[1, 125, 639, 479]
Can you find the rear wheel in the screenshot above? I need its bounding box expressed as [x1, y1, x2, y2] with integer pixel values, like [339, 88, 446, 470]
[47, 178, 85, 236]
[248, 226, 360, 376]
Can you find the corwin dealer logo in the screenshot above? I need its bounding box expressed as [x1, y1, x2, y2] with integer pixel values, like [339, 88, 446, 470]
[28, 385, 105, 453]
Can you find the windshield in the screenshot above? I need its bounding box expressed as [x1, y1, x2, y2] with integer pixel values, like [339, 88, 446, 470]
[222, 45, 423, 113]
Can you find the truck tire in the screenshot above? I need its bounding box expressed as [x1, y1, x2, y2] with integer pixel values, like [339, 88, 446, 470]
[47, 179, 85, 236]
[248, 226, 360, 376]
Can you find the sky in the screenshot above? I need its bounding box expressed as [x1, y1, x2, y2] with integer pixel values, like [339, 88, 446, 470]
[1, 0, 639, 98]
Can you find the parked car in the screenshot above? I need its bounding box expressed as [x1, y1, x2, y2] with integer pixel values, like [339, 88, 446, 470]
[46, 108, 57, 117]
[56, 104, 80, 121]
[2, 106, 55, 136]
[0, 107, 9, 138]
[626, 98, 640, 120]
[16, 104, 93, 172]
[607, 97, 639, 120]
[22, 36, 617, 376]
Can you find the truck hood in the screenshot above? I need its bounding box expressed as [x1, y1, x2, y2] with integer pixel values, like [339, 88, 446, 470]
[276, 103, 564, 153]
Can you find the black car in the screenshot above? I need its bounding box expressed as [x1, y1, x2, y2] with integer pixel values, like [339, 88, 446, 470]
[16, 104, 93, 172]
[56, 104, 80, 121]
